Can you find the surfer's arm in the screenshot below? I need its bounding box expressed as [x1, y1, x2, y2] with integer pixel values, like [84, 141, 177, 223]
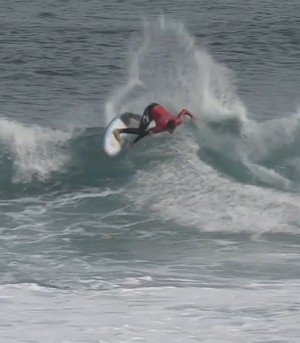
[177, 109, 196, 122]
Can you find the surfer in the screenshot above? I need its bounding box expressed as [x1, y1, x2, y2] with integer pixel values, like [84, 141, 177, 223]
[113, 103, 195, 146]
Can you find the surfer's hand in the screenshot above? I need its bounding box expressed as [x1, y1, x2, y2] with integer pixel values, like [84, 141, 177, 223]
[182, 109, 196, 123]
[189, 112, 196, 123]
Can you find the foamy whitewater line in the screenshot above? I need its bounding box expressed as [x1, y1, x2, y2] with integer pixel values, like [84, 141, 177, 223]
[2, 281, 300, 343]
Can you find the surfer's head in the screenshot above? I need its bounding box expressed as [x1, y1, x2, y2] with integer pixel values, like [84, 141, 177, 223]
[167, 120, 176, 134]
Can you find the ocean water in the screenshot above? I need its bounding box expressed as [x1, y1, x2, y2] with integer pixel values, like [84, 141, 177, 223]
[1, 1, 300, 342]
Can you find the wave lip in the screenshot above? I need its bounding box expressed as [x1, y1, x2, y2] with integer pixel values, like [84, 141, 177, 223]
[0, 118, 71, 185]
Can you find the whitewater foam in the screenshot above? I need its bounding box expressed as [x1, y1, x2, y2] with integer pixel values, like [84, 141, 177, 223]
[0, 118, 71, 183]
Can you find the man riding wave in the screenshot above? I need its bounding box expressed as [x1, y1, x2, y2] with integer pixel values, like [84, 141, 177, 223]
[113, 103, 196, 146]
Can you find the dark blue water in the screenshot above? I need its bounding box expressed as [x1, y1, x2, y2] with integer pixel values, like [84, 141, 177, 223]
[1, 1, 300, 342]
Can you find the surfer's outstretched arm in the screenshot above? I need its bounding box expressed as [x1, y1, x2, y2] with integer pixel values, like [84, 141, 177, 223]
[177, 109, 196, 122]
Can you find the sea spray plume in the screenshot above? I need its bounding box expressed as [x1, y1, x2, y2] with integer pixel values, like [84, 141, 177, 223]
[104, 17, 256, 186]
[106, 17, 247, 123]
[104, 78, 146, 123]
[106, 17, 248, 164]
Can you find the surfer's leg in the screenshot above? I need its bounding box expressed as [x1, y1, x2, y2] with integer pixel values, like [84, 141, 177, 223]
[119, 128, 140, 134]
[113, 103, 157, 142]
[113, 127, 140, 142]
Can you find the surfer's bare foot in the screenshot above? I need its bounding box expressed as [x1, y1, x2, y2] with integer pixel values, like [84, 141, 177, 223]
[113, 129, 121, 143]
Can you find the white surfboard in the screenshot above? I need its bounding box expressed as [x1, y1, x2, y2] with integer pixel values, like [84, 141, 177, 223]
[103, 113, 141, 156]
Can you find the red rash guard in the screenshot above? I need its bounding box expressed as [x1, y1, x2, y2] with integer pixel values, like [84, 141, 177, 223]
[148, 104, 193, 134]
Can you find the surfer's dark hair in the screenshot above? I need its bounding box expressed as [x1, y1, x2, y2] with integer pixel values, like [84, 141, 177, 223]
[167, 120, 176, 130]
